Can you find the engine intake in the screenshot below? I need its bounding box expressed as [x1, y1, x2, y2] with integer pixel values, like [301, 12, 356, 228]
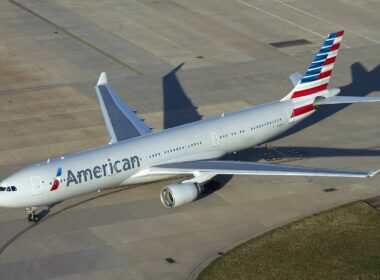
[160, 182, 203, 208]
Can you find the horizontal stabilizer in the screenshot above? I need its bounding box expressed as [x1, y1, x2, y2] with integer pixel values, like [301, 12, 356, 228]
[315, 96, 380, 105]
[136, 160, 378, 178]
[289, 72, 302, 87]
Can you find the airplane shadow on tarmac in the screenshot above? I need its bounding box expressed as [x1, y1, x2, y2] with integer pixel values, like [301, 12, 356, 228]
[272, 62, 380, 140]
[162, 62, 380, 198]
[163, 63, 202, 129]
[36, 201, 61, 220]
[162, 64, 233, 193]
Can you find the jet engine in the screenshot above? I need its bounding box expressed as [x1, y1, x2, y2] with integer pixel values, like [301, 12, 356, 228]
[160, 182, 204, 208]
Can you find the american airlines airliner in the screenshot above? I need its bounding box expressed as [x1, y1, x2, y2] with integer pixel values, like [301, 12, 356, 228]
[1, 31, 379, 222]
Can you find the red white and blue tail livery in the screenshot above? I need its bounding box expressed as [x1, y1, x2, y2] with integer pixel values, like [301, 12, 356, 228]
[282, 31, 380, 122]
[291, 30, 343, 99]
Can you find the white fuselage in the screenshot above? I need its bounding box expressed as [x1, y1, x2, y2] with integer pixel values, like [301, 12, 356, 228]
[0, 99, 308, 208]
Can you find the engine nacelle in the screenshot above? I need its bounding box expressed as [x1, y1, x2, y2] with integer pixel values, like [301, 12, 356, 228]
[160, 182, 203, 208]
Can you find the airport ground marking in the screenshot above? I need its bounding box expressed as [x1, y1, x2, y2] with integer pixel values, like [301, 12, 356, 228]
[265, 144, 296, 161]
[8, 0, 142, 76]
[236, 0, 351, 48]
[0, 175, 187, 256]
[0, 187, 128, 256]
[274, 0, 380, 46]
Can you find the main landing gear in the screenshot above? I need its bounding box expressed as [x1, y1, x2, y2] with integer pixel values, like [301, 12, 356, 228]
[26, 207, 39, 222]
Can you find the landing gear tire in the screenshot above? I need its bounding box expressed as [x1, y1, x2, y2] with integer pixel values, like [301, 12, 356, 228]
[26, 207, 39, 223]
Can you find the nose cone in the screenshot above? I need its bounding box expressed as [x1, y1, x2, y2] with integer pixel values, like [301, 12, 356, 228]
[0, 189, 11, 208]
[0, 168, 32, 208]
[0, 180, 18, 208]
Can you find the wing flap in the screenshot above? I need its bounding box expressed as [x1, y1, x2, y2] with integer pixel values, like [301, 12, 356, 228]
[140, 160, 377, 178]
[95, 73, 151, 143]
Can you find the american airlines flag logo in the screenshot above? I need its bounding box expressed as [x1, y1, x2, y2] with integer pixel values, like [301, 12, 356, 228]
[291, 30, 344, 100]
[289, 31, 344, 120]
[50, 167, 62, 191]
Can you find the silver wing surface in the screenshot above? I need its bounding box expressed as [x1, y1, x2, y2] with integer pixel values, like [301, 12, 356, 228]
[95, 72, 151, 144]
[139, 160, 379, 178]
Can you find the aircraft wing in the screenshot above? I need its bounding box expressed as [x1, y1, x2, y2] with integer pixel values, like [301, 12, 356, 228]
[95, 73, 151, 144]
[139, 160, 379, 178]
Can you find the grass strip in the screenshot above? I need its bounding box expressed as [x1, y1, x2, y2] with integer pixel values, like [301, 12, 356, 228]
[198, 202, 380, 280]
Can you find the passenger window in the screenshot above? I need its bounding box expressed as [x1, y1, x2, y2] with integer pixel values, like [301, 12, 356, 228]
[6, 187, 11, 192]
[11, 186, 17, 191]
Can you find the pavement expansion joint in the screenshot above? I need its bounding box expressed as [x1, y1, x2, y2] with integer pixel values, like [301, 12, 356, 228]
[0, 186, 129, 256]
[8, 0, 143, 76]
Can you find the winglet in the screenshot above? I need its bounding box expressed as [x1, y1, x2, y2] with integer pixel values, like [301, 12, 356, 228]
[94, 72, 151, 144]
[369, 169, 380, 177]
[97, 72, 108, 86]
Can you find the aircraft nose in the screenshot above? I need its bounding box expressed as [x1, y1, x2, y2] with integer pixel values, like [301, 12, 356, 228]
[0, 185, 14, 208]
[0, 193, 8, 207]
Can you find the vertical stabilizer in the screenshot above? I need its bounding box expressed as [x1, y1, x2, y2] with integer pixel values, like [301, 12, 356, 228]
[282, 31, 344, 101]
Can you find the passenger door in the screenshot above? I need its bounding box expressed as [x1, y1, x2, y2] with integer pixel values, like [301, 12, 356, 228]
[211, 132, 219, 147]
[286, 106, 295, 122]
[31, 176, 43, 196]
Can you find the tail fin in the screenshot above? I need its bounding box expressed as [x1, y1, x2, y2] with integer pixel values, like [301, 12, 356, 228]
[282, 31, 344, 100]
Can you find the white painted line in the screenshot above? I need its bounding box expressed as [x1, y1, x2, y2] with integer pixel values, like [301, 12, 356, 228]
[236, 0, 351, 48]
[274, 0, 380, 46]
[237, 0, 326, 39]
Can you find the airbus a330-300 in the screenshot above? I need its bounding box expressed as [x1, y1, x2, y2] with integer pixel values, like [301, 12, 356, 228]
[1, 31, 380, 222]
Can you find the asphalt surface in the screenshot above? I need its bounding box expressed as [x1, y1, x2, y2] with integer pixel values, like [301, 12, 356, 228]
[0, 0, 379, 279]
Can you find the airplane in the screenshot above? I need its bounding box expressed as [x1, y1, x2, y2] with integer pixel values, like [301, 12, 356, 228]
[1, 30, 380, 222]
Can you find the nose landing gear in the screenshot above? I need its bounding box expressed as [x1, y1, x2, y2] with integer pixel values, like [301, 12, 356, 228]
[26, 207, 39, 222]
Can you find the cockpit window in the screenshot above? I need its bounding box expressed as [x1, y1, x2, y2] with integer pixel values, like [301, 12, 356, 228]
[0, 186, 17, 192]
